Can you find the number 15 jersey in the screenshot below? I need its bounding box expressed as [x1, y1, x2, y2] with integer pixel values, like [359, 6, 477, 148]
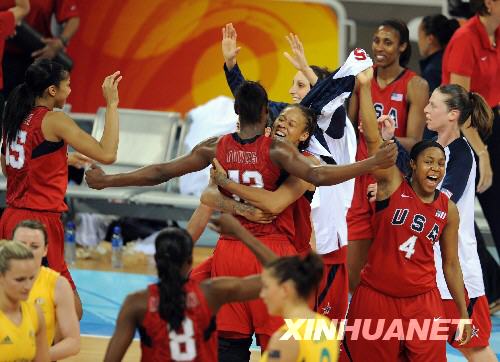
[361, 180, 449, 297]
[2, 106, 68, 212]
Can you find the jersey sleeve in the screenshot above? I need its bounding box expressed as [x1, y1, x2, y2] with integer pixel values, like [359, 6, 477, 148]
[55, 0, 79, 23]
[224, 63, 245, 97]
[444, 32, 476, 78]
[440, 139, 473, 203]
[223, 63, 288, 122]
[0, 10, 15, 39]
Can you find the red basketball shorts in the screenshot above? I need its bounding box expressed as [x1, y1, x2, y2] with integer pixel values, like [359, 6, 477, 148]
[340, 284, 447, 362]
[0, 207, 76, 290]
[347, 174, 376, 241]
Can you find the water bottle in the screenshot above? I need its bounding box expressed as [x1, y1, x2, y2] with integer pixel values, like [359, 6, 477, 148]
[111, 226, 123, 268]
[64, 221, 76, 265]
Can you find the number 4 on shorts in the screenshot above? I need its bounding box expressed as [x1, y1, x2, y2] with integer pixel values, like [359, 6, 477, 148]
[399, 235, 417, 259]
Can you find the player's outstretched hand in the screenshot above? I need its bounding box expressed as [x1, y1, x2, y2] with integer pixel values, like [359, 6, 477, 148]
[85, 164, 108, 190]
[283, 33, 309, 72]
[222, 23, 240, 70]
[68, 153, 92, 169]
[208, 213, 245, 238]
[373, 140, 397, 169]
[102, 71, 122, 107]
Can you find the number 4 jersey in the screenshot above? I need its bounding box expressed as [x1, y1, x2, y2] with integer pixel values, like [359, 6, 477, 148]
[361, 180, 449, 297]
[1, 106, 69, 212]
[139, 280, 217, 362]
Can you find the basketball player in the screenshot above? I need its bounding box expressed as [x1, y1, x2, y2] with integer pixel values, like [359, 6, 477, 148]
[0, 240, 49, 361]
[104, 214, 277, 362]
[347, 19, 429, 292]
[407, 84, 496, 361]
[340, 69, 471, 361]
[13, 220, 80, 360]
[0, 59, 122, 318]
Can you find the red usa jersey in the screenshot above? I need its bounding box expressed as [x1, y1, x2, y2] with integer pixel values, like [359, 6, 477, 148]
[2, 107, 68, 212]
[290, 194, 313, 254]
[216, 133, 293, 237]
[357, 68, 417, 161]
[361, 180, 449, 297]
[139, 281, 217, 362]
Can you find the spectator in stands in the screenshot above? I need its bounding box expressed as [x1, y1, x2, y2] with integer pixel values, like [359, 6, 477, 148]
[418, 14, 459, 140]
[418, 15, 459, 94]
[442, 1, 500, 311]
[0, 0, 30, 115]
[2, 0, 79, 98]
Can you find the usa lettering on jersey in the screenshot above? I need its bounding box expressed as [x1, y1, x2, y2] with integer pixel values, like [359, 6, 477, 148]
[391, 208, 441, 244]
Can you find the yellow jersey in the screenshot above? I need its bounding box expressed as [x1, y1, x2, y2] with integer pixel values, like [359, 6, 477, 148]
[261, 313, 339, 362]
[28, 266, 59, 345]
[0, 301, 38, 362]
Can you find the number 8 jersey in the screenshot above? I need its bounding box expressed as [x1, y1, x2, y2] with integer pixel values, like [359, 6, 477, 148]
[1, 106, 69, 212]
[361, 180, 449, 297]
[139, 280, 217, 362]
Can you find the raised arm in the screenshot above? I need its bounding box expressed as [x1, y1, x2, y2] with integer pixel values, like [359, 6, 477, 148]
[85, 137, 217, 189]
[211, 157, 316, 214]
[270, 133, 397, 187]
[44, 72, 122, 164]
[357, 68, 401, 190]
[104, 292, 145, 362]
[50, 276, 80, 360]
[439, 200, 471, 346]
[397, 76, 428, 151]
[283, 33, 318, 86]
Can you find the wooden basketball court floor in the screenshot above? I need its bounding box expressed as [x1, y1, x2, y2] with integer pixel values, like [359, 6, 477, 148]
[66, 246, 499, 361]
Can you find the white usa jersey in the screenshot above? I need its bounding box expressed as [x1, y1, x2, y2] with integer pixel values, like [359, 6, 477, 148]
[302, 49, 372, 254]
[434, 137, 485, 299]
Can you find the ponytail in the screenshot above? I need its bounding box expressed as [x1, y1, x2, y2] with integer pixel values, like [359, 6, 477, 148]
[437, 84, 493, 139]
[469, 92, 493, 139]
[2, 59, 68, 145]
[154, 227, 193, 332]
[266, 252, 323, 299]
[2, 84, 35, 145]
[421, 15, 459, 48]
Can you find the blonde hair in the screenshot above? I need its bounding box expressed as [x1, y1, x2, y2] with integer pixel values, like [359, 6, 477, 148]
[0, 240, 34, 274]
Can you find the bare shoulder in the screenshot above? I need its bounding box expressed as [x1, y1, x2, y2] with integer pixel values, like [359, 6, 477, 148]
[122, 289, 149, 319]
[266, 329, 299, 360]
[408, 75, 429, 94]
[44, 110, 72, 123]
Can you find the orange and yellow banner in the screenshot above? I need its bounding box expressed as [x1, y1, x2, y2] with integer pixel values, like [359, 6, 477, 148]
[68, 0, 342, 114]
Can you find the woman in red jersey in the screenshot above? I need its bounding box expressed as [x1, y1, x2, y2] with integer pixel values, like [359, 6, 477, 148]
[346, 19, 429, 293]
[104, 214, 277, 362]
[339, 69, 471, 362]
[0, 59, 122, 317]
